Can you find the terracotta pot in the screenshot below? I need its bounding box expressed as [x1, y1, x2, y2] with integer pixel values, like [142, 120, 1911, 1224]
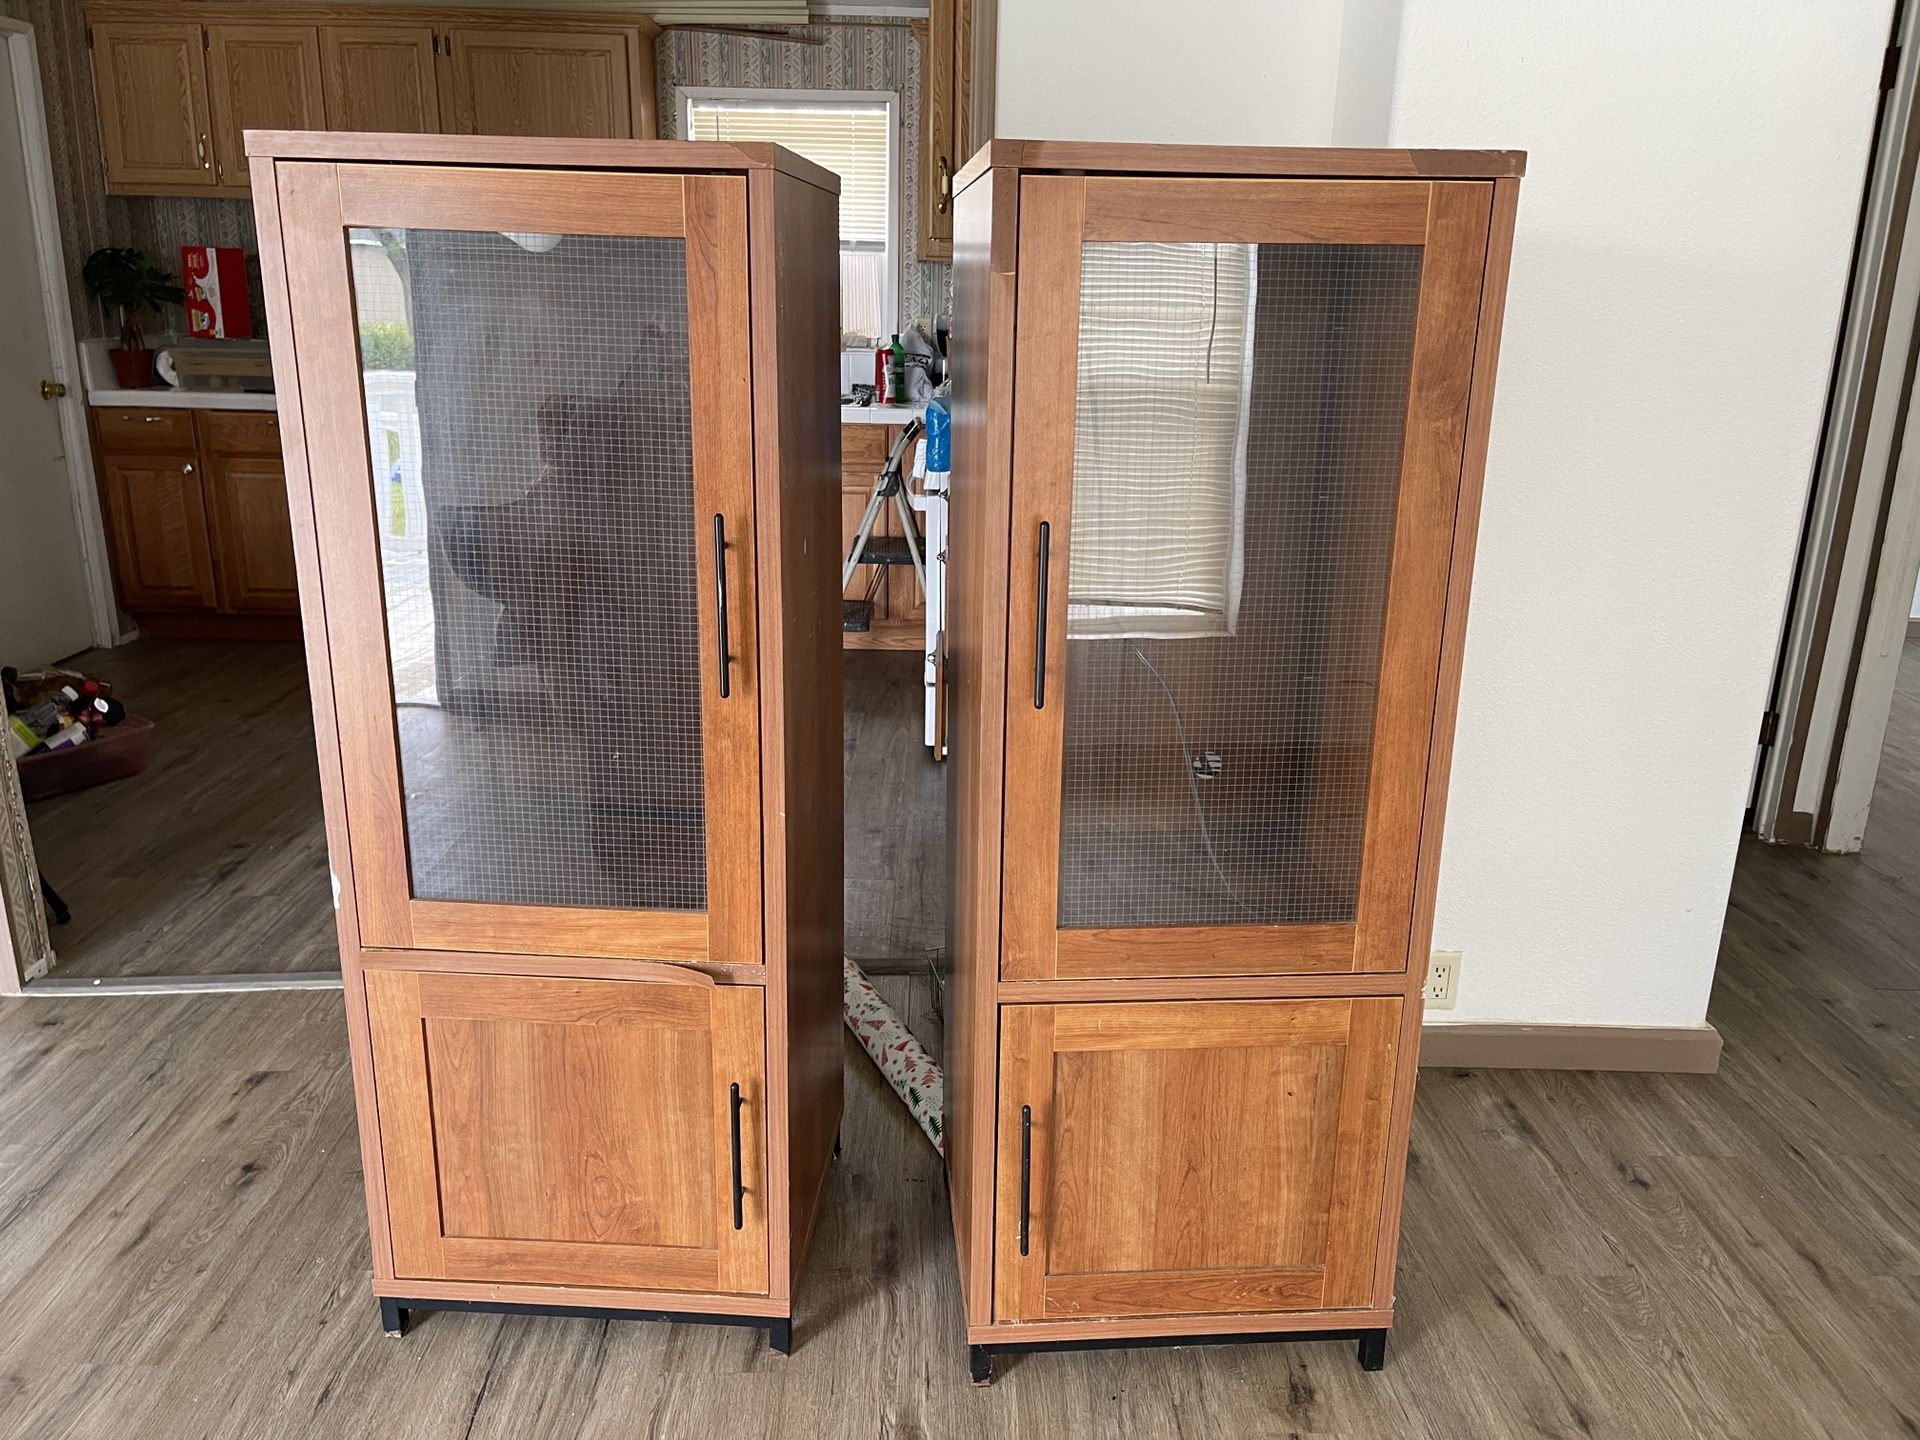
[109, 346, 155, 389]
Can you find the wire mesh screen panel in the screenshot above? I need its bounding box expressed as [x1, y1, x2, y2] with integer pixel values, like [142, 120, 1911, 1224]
[348, 226, 707, 912]
[1058, 241, 1424, 929]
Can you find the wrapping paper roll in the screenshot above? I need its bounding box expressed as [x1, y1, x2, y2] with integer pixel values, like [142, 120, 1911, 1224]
[843, 958, 944, 1155]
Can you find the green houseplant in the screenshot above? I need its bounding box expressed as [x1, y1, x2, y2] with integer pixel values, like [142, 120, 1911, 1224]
[83, 247, 184, 389]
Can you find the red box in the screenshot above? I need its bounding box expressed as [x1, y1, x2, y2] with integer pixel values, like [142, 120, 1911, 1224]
[180, 245, 251, 339]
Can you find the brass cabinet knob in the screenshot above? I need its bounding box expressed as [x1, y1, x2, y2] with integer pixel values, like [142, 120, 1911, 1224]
[40, 379, 66, 400]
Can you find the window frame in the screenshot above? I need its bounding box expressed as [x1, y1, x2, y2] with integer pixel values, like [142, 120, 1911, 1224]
[678, 85, 900, 337]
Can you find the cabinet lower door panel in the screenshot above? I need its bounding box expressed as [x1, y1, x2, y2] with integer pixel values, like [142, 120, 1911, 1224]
[994, 998, 1400, 1323]
[366, 969, 768, 1295]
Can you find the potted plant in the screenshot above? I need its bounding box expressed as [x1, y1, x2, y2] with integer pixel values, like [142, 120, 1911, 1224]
[82, 247, 184, 389]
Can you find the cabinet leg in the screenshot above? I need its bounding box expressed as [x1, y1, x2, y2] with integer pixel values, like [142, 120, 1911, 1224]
[1356, 1329, 1387, 1372]
[968, 1346, 993, 1385]
[767, 1318, 792, 1356]
[379, 1298, 407, 1338]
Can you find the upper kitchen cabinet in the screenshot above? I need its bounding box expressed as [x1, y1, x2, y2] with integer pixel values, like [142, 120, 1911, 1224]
[205, 24, 326, 192]
[320, 24, 441, 135]
[441, 26, 653, 140]
[90, 21, 216, 193]
[86, 6, 662, 197]
[917, 0, 991, 263]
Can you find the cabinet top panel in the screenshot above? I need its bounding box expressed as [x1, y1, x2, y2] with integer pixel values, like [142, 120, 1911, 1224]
[953, 139, 1526, 196]
[242, 131, 840, 194]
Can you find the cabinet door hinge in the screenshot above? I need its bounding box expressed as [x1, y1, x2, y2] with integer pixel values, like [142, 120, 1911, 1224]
[1759, 710, 1781, 746]
[1882, 44, 1902, 92]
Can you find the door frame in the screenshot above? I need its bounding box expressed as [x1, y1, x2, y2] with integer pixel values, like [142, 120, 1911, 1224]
[275, 160, 765, 964]
[1, 19, 121, 651]
[996, 174, 1493, 982]
[1755, 0, 1920, 852]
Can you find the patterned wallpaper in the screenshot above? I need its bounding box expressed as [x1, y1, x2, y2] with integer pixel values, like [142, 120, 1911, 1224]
[654, 19, 952, 325]
[8, 6, 949, 340]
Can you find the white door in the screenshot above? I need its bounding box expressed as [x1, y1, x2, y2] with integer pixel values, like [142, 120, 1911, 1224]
[0, 26, 97, 666]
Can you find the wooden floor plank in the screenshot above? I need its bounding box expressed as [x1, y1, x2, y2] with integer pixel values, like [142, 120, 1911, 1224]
[0, 645, 1914, 1435]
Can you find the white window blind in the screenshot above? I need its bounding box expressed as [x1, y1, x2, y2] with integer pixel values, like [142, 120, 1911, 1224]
[685, 95, 895, 340]
[1068, 242, 1256, 639]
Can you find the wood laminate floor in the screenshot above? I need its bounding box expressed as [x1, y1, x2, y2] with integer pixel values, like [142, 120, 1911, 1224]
[0, 647, 1916, 1436]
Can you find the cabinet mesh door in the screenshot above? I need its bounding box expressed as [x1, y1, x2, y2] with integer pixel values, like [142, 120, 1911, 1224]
[350, 227, 706, 912]
[1058, 241, 1423, 929]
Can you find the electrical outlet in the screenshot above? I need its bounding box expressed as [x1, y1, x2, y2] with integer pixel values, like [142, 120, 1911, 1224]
[1423, 950, 1461, 1010]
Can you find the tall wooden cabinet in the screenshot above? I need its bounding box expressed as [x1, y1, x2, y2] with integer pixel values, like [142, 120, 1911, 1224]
[251, 133, 844, 1347]
[943, 141, 1522, 1379]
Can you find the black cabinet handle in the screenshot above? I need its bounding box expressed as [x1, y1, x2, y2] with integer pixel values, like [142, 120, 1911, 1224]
[1032, 523, 1050, 710]
[729, 1082, 746, 1230]
[713, 514, 732, 699]
[1018, 1104, 1032, 1256]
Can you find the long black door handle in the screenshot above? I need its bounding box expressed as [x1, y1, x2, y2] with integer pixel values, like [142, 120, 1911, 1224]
[1018, 1104, 1032, 1256]
[729, 1082, 745, 1230]
[713, 514, 732, 699]
[1033, 523, 1050, 710]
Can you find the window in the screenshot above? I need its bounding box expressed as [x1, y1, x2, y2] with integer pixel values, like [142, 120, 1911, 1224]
[682, 89, 897, 343]
[1068, 242, 1256, 640]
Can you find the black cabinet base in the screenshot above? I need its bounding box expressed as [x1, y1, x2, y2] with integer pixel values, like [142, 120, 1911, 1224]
[378, 1296, 792, 1353]
[967, 1326, 1390, 1384]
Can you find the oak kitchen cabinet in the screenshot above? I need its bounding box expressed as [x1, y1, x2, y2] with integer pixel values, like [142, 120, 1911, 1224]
[915, 0, 992, 263]
[91, 403, 298, 631]
[943, 141, 1522, 1380]
[86, 5, 661, 197]
[252, 132, 843, 1345]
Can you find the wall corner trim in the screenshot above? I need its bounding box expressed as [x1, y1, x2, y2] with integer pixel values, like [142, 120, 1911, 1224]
[1419, 1021, 1723, 1075]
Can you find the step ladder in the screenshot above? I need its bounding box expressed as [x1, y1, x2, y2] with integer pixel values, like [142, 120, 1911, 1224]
[842, 417, 927, 633]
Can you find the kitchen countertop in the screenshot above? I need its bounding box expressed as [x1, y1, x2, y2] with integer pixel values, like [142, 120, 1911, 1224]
[87, 386, 276, 411]
[841, 402, 925, 425]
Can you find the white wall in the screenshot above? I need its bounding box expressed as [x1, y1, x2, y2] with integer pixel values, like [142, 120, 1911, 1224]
[993, 1, 1892, 1029]
[997, 0, 1346, 145]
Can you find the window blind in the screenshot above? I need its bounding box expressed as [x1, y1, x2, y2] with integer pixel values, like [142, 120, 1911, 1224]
[686, 100, 891, 248]
[1068, 242, 1256, 639]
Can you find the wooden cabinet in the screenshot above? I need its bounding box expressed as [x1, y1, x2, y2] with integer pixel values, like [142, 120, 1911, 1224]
[441, 26, 639, 139]
[994, 999, 1401, 1323]
[944, 142, 1523, 1380]
[916, 0, 990, 263]
[204, 23, 324, 192]
[254, 133, 842, 1344]
[366, 969, 768, 1293]
[86, 5, 661, 197]
[93, 405, 298, 627]
[99, 450, 217, 610]
[201, 412, 298, 613]
[90, 21, 214, 192]
[320, 24, 440, 134]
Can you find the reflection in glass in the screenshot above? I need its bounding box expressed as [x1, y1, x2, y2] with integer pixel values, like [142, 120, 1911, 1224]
[1059, 241, 1423, 929]
[349, 227, 706, 912]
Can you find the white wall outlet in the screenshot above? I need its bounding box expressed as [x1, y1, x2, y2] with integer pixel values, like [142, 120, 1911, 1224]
[1423, 950, 1461, 1010]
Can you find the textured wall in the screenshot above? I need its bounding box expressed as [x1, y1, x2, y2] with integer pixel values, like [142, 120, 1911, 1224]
[654, 19, 951, 325]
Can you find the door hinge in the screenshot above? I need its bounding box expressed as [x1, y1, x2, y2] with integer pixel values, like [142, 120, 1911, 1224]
[1759, 710, 1781, 746]
[1882, 44, 1902, 92]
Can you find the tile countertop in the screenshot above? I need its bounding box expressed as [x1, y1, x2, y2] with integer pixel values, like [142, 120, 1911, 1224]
[80, 338, 276, 411]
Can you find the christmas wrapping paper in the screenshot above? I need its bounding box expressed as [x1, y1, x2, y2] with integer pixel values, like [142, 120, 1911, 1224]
[843, 958, 944, 1155]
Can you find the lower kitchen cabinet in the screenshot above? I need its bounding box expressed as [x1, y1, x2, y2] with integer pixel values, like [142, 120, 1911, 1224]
[98, 449, 218, 610]
[92, 405, 299, 632]
[365, 969, 769, 1295]
[993, 999, 1401, 1323]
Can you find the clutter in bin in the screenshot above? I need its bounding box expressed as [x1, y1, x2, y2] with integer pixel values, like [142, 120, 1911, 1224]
[4, 665, 127, 761]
